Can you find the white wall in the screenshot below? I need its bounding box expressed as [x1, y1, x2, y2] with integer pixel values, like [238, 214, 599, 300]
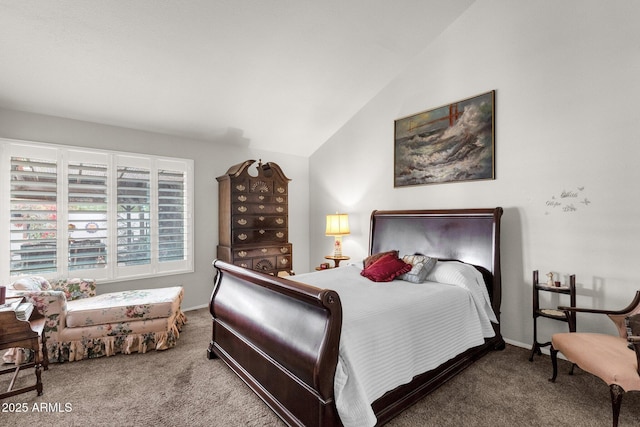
[0, 108, 310, 310]
[309, 0, 640, 348]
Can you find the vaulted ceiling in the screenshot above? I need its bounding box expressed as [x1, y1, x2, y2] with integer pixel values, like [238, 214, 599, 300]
[0, 0, 474, 157]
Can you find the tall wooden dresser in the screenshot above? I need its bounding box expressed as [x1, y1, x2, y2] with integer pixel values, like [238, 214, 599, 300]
[216, 159, 293, 275]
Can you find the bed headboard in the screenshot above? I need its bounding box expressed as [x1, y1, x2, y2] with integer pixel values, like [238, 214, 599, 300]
[369, 208, 503, 323]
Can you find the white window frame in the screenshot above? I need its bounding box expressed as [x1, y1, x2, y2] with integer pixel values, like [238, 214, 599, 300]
[0, 138, 194, 283]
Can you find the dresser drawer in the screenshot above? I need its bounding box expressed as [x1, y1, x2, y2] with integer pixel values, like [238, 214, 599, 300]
[233, 259, 253, 269]
[247, 179, 274, 194]
[232, 253, 291, 274]
[255, 257, 278, 272]
[234, 244, 291, 259]
[231, 179, 250, 193]
[232, 193, 287, 205]
[233, 203, 287, 215]
[271, 184, 287, 196]
[232, 229, 288, 244]
[232, 178, 284, 195]
[276, 254, 292, 270]
[232, 215, 287, 229]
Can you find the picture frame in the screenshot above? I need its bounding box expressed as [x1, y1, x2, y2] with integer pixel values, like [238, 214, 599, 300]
[394, 90, 495, 187]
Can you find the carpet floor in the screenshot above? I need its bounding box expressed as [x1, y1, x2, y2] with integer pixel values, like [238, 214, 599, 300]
[2, 307, 639, 426]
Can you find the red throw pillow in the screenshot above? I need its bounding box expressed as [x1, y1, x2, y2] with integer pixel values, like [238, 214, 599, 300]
[361, 253, 412, 282]
[362, 250, 399, 269]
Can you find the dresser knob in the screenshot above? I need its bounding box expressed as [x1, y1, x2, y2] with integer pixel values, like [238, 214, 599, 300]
[237, 218, 247, 225]
[276, 207, 284, 213]
[280, 247, 288, 253]
[276, 187, 285, 194]
[237, 195, 247, 202]
[261, 248, 268, 253]
[259, 229, 265, 234]
[276, 218, 284, 225]
[238, 233, 247, 240]
[236, 184, 246, 191]
[276, 232, 284, 238]
[238, 251, 247, 258]
[237, 206, 247, 213]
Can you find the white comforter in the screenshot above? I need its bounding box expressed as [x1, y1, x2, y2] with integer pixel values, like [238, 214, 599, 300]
[294, 262, 497, 427]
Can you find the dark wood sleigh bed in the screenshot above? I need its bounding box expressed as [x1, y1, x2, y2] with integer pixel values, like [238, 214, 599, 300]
[208, 208, 504, 426]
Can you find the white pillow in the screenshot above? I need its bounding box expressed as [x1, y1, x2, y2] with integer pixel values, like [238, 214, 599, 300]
[425, 261, 497, 323]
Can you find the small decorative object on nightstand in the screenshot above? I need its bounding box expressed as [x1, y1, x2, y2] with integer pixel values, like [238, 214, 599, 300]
[546, 271, 555, 286]
[315, 262, 331, 271]
[529, 270, 576, 362]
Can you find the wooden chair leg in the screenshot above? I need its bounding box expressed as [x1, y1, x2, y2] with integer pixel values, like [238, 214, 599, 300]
[35, 363, 43, 396]
[40, 334, 49, 371]
[528, 342, 537, 362]
[610, 384, 624, 427]
[549, 346, 559, 382]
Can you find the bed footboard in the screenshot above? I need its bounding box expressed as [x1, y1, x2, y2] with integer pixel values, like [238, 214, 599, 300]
[209, 260, 342, 427]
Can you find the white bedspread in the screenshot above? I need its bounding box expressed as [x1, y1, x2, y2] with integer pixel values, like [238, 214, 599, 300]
[294, 264, 497, 427]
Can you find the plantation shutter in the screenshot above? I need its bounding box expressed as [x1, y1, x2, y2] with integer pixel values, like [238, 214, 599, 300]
[117, 166, 151, 267]
[9, 156, 58, 276]
[68, 160, 108, 271]
[158, 169, 187, 262]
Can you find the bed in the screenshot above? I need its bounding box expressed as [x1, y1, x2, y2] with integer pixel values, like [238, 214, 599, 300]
[208, 207, 504, 426]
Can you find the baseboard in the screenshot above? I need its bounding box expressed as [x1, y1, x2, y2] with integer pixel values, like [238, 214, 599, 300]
[183, 303, 209, 312]
[504, 338, 568, 360]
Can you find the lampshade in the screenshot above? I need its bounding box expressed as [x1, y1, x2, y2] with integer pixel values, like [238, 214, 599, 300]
[325, 214, 350, 236]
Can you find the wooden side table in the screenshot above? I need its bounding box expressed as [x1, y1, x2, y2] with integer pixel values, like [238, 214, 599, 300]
[529, 270, 576, 362]
[324, 255, 350, 268]
[0, 297, 44, 398]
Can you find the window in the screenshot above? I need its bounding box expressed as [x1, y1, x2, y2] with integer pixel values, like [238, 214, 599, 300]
[1, 139, 194, 282]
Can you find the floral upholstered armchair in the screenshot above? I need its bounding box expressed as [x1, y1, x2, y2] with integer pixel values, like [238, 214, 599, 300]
[4, 276, 186, 364]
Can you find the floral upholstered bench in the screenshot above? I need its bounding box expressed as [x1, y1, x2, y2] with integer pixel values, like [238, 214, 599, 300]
[3, 277, 186, 364]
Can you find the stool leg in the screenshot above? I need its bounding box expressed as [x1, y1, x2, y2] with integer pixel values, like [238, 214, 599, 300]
[610, 384, 624, 427]
[549, 346, 559, 382]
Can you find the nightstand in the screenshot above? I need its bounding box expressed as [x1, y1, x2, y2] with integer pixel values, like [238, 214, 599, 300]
[324, 255, 350, 268]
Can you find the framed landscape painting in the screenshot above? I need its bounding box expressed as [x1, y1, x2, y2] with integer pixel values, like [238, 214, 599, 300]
[394, 90, 495, 187]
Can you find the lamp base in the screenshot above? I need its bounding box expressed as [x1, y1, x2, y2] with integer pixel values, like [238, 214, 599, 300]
[333, 236, 343, 257]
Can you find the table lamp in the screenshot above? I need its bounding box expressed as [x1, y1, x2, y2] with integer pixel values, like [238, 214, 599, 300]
[325, 213, 350, 257]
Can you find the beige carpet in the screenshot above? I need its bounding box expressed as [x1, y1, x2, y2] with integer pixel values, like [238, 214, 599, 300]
[2, 307, 639, 426]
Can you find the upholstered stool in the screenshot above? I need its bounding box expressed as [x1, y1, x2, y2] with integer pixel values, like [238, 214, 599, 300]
[4, 278, 186, 364]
